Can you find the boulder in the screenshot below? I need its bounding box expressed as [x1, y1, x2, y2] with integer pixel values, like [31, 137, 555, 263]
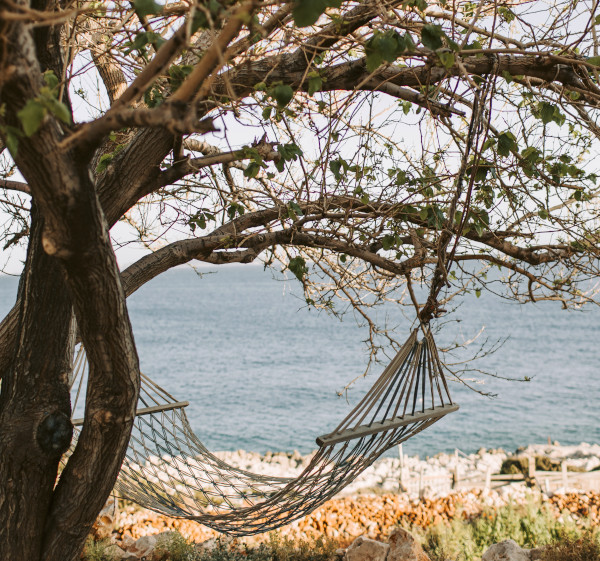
[387, 528, 430, 561]
[345, 536, 389, 561]
[126, 534, 159, 558]
[482, 540, 531, 561]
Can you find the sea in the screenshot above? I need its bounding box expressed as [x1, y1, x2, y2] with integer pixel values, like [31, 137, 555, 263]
[0, 264, 598, 458]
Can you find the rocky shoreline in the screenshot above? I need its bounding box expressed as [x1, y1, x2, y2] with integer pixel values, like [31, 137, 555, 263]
[112, 489, 600, 546]
[210, 442, 600, 497]
[95, 442, 600, 554]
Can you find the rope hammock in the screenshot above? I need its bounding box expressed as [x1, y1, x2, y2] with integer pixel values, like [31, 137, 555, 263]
[69, 327, 458, 536]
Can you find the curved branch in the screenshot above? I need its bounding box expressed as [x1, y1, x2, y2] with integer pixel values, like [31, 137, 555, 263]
[0, 179, 31, 194]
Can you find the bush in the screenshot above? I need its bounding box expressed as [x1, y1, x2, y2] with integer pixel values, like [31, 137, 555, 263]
[406, 497, 597, 561]
[540, 531, 600, 561]
[149, 532, 338, 561]
[83, 538, 117, 561]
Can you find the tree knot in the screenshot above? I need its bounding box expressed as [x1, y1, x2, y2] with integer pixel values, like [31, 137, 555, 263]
[36, 411, 73, 457]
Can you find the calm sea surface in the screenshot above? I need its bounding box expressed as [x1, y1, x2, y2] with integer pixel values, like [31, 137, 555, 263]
[0, 265, 598, 457]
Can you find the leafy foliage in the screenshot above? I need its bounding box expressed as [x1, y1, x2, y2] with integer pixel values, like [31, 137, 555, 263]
[293, 0, 342, 27]
[410, 498, 599, 561]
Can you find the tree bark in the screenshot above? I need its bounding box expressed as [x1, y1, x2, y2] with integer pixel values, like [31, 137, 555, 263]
[0, 206, 74, 559]
[0, 10, 140, 560]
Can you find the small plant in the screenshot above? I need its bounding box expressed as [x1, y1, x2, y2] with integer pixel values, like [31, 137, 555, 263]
[154, 532, 199, 561]
[195, 534, 338, 561]
[83, 538, 117, 561]
[541, 530, 600, 561]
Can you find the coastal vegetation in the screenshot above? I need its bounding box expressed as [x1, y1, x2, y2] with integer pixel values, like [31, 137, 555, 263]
[1, 0, 600, 559]
[82, 499, 600, 561]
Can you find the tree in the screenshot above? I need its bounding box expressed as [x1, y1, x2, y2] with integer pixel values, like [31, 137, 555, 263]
[1, 0, 599, 558]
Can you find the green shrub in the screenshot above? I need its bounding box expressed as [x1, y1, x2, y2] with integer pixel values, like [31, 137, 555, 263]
[405, 497, 596, 561]
[151, 532, 338, 561]
[154, 531, 199, 561]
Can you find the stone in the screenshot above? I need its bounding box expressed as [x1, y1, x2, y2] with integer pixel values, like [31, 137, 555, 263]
[195, 537, 218, 553]
[387, 527, 430, 561]
[126, 534, 159, 558]
[482, 540, 531, 561]
[345, 536, 389, 561]
[92, 498, 117, 540]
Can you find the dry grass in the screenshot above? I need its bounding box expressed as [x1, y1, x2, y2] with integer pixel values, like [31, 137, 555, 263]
[541, 531, 600, 561]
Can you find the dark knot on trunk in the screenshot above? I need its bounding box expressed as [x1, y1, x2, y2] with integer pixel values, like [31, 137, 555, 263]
[36, 411, 73, 457]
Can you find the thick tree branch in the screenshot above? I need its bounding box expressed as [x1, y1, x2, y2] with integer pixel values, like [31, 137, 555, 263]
[0, 178, 31, 194]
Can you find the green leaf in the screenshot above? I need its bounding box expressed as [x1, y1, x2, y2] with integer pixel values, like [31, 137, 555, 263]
[522, 146, 541, 163]
[132, 0, 162, 18]
[289, 201, 304, 217]
[244, 161, 261, 178]
[498, 7, 515, 22]
[437, 51, 455, 69]
[43, 70, 59, 91]
[365, 30, 406, 72]
[381, 234, 396, 251]
[538, 208, 549, 219]
[293, 0, 327, 27]
[288, 256, 308, 281]
[17, 99, 46, 137]
[497, 131, 517, 157]
[3, 126, 21, 156]
[365, 50, 383, 73]
[587, 56, 600, 66]
[42, 96, 71, 124]
[402, 0, 427, 10]
[96, 153, 113, 174]
[475, 288, 481, 298]
[262, 106, 273, 120]
[272, 84, 294, 108]
[539, 102, 556, 124]
[330, 159, 343, 180]
[168, 64, 193, 90]
[421, 24, 444, 50]
[277, 143, 303, 161]
[307, 72, 323, 96]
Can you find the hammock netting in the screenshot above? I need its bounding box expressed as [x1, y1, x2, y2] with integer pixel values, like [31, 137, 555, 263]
[69, 328, 458, 536]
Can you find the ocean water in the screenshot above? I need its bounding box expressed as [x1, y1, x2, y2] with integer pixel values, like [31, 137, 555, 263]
[0, 265, 598, 458]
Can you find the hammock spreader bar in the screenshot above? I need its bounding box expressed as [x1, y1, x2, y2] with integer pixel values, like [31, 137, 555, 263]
[67, 327, 458, 536]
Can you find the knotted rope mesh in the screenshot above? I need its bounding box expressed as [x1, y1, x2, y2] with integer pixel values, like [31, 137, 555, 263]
[68, 328, 457, 536]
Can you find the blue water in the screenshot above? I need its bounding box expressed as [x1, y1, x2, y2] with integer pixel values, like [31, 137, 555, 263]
[0, 265, 598, 457]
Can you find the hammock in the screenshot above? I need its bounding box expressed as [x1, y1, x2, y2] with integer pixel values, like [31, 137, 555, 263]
[69, 327, 458, 536]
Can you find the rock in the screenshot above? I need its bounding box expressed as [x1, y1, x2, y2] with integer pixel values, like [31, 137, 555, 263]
[92, 498, 117, 540]
[126, 534, 159, 558]
[195, 537, 218, 553]
[120, 534, 136, 551]
[387, 527, 430, 561]
[345, 536, 389, 561]
[482, 540, 531, 561]
[104, 544, 138, 560]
